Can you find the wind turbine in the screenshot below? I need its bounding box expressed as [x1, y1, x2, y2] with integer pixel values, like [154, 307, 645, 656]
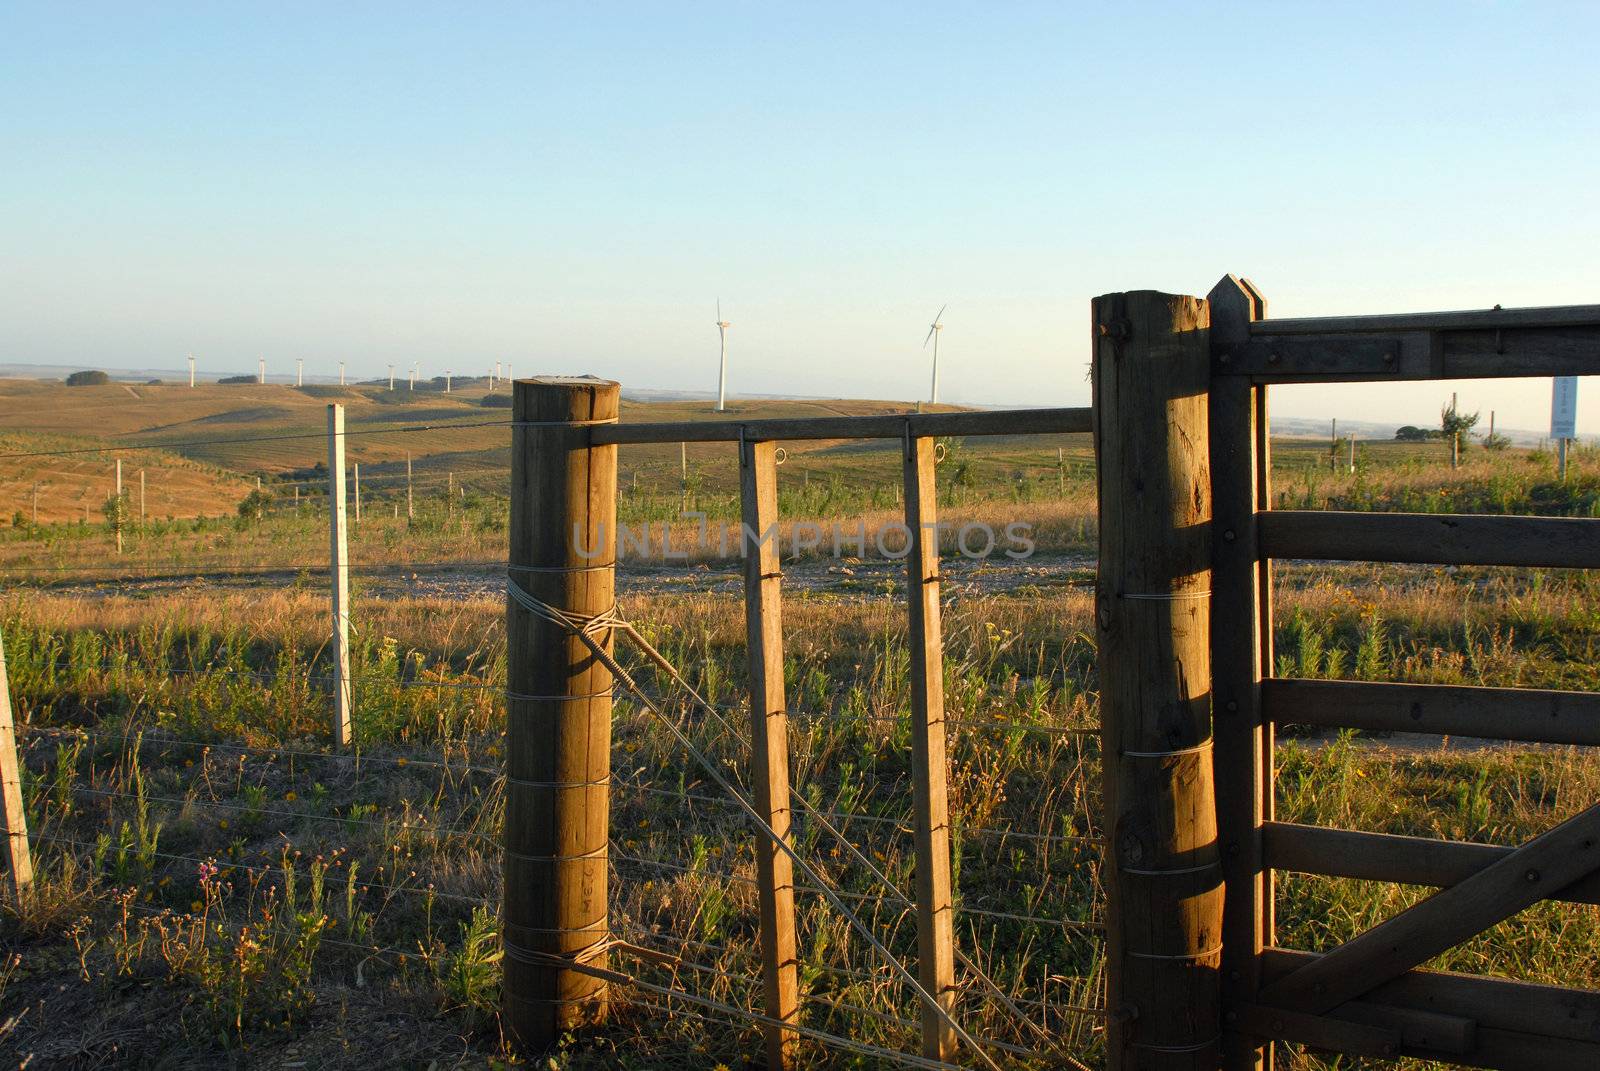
[188, 354, 195, 388]
[924, 304, 947, 404]
[339, 360, 346, 386]
[388, 364, 395, 391]
[715, 300, 732, 412]
[258, 356, 266, 385]
[296, 358, 304, 387]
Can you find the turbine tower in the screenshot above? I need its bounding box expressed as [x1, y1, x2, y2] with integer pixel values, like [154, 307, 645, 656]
[924, 304, 947, 404]
[339, 360, 346, 386]
[296, 358, 304, 387]
[258, 356, 266, 385]
[388, 364, 395, 391]
[715, 300, 732, 412]
[188, 354, 195, 388]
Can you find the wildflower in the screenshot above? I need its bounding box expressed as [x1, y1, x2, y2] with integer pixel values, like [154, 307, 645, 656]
[218, 819, 229, 830]
[396, 757, 408, 767]
[191, 900, 204, 912]
[284, 791, 298, 802]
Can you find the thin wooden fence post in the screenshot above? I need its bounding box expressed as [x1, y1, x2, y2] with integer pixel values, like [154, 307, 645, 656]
[327, 405, 352, 748]
[740, 436, 800, 1069]
[904, 433, 957, 1062]
[1092, 289, 1224, 1069]
[504, 376, 618, 1050]
[1210, 275, 1274, 1070]
[353, 462, 361, 525]
[0, 626, 33, 902]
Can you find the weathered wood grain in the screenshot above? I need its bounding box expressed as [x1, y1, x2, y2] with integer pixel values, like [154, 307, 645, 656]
[1093, 289, 1223, 1069]
[1263, 678, 1600, 747]
[504, 377, 618, 1049]
[1259, 511, 1600, 569]
[591, 406, 1090, 445]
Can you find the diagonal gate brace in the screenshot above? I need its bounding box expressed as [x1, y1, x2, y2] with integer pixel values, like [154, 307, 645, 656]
[1260, 800, 1600, 1015]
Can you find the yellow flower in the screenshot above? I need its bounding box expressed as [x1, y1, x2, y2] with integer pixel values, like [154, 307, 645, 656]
[283, 791, 298, 802]
[191, 900, 204, 911]
[396, 757, 408, 767]
[218, 819, 229, 830]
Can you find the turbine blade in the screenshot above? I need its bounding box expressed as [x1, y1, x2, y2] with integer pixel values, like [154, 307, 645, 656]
[923, 325, 936, 347]
[717, 298, 722, 321]
[934, 303, 948, 323]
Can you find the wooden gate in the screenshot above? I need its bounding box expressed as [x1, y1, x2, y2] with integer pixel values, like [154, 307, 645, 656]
[1094, 278, 1600, 1070]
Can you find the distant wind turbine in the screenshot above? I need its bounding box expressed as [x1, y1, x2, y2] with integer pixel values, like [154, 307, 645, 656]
[296, 358, 304, 387]
[715, 300, 732, 412]
[924, 304, 947, 404]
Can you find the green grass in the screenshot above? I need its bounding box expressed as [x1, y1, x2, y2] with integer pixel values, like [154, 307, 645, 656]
[2, 553, 1597, 1068]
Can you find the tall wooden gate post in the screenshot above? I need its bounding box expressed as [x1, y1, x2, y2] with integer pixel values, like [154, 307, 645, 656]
[505, 376, 619, 1050]
[1208, 275, 1274, 1071]
[1092, 291, 1225, 1068]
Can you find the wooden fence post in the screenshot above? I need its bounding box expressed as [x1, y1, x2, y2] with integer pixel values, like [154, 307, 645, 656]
[505, 376, 618, 1050]
[904, 433, 958, 1062]
[1092, 289, 1224, 1069]
[0, 626, 33, 902]
[1209, 275, 1274, 1071]
[740, 436, 801, 1068]
[327, 405, 352, 749]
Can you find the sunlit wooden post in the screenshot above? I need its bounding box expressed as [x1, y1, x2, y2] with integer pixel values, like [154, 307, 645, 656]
[904, 433, 958, 1061]
[1092, 289, 1224, 1069]
[740, 437, 801, 1069]
[0, 627, 33, 902]
[505, 376, 618, 1051]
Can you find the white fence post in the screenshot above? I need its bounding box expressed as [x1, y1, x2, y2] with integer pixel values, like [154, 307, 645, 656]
[327, 405, 353, 748]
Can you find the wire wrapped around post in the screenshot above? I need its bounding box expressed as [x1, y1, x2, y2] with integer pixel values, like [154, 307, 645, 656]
[503, 375, 620, 1051]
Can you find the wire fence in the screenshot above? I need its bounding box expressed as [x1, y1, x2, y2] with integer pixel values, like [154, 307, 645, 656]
[1, 411, 1108, 1068]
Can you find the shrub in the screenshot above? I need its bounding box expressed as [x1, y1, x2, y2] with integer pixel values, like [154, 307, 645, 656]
[65, 370, 110, 386]
[479, 394, 512, 408]
[218, 374, 256, 385]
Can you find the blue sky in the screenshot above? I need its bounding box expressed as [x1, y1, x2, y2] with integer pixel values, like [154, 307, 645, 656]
[2, 2, 1597, 432]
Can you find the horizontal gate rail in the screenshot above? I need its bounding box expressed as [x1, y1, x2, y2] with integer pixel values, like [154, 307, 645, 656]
[1213, 302, 1600, 383]
[1262, 822, 1600, 907]
[590, 406, 1091, 444]
[1260, 949, 1600, 1070]
[1258, 511, 1600, 568]
[1262, 678, 1600, 747]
